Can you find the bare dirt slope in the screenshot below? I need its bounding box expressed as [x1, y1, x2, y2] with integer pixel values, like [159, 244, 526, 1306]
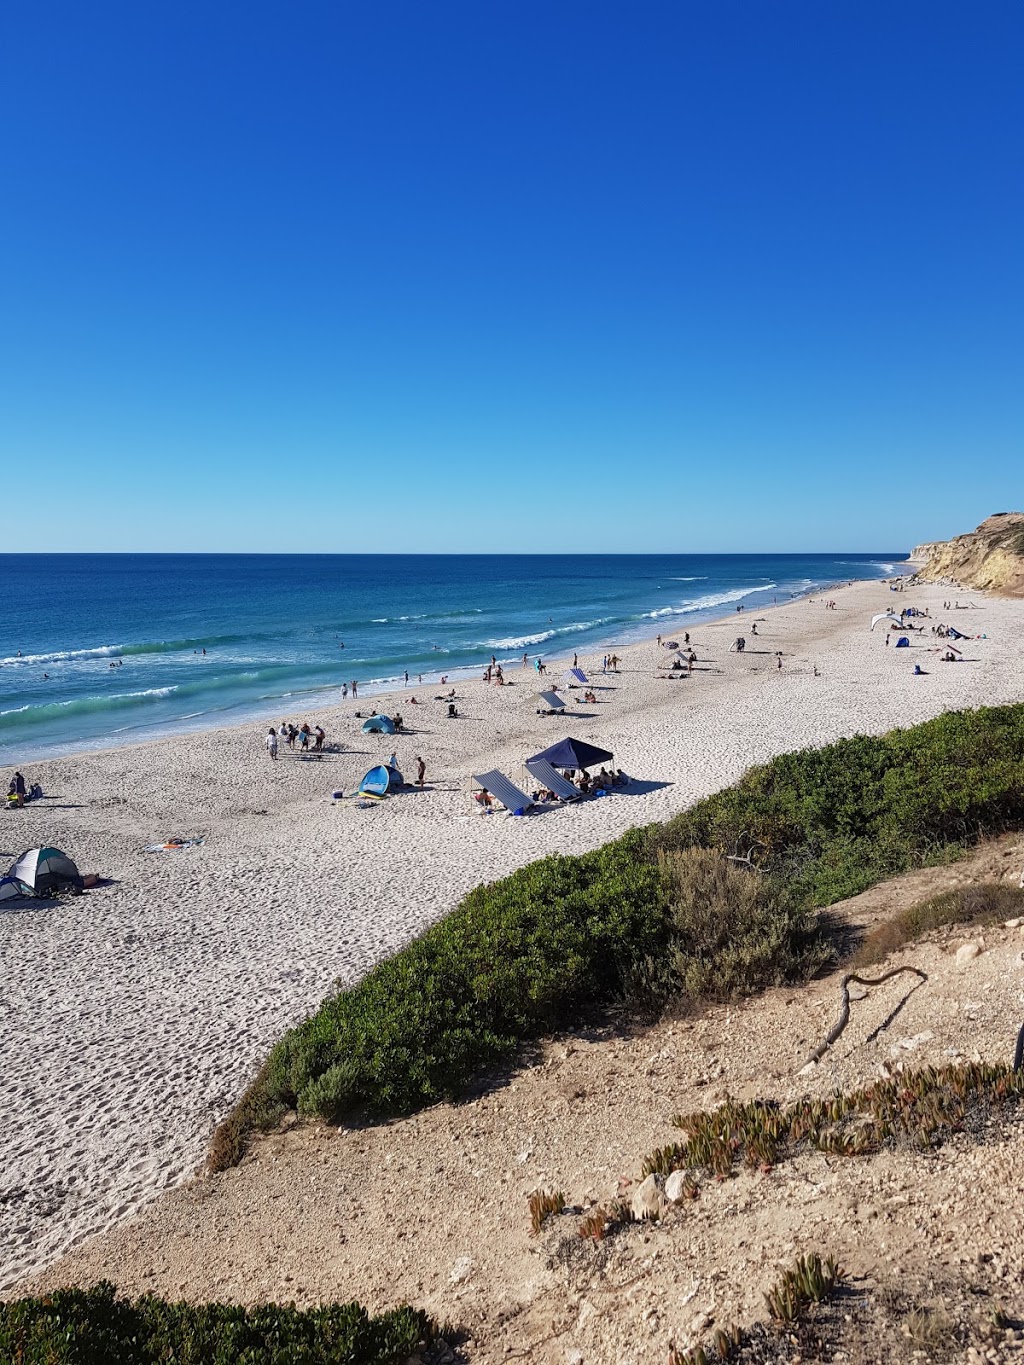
[20, 836, 1024, 1364]
[912, 513, 1024, 596]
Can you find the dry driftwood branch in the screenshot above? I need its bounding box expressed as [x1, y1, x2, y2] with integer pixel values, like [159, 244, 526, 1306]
[803, 966, 929, 1068]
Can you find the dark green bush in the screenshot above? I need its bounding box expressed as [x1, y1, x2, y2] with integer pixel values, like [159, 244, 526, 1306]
[273, 829, 666, 1122]
[0, 1281, 437, 1364]
[213, 703, 1024, 1170]
[652, 703, 1024, 905]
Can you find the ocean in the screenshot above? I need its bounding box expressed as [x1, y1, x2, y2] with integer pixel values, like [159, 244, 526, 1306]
[0, 553, 907, 762]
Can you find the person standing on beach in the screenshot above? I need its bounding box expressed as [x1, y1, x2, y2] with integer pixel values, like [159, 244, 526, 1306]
[404, 670, 409, 685]
[342, 683, 348, 699]
[522, 653, 528, 669]
[415, 755, 426, 787]
[266, 728, 278, 760]
[352, 680, 358, 697]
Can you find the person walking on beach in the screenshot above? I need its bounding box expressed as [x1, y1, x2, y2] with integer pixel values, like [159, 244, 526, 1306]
[404, 670, 409, 685]
[415, 755, 426, 787]
[522, 653, 528, 669]
[266, 728, 279, 760]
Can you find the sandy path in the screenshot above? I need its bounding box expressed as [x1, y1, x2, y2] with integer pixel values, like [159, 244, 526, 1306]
[2, 577, 1021, 1289]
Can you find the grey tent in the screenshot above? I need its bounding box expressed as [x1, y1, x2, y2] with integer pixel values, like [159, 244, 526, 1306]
[471, 770, 534, 814]
[8, 847, 83, 896]
[527, 690, 566, 713]
[525, 759, 583, 802]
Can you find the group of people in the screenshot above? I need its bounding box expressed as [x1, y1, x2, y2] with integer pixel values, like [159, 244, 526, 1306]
[601, 654, 620, 672]
[265, 722, 326, 759]
[530, 766, 628, 803]
[6, 771, 42, 808]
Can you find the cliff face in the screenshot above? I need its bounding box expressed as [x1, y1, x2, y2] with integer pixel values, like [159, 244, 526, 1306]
[910, 513, 1024, 597]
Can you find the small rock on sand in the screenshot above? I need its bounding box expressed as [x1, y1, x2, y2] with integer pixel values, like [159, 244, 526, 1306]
[956, 942, 982, 965]
[631, 1173, 667, 1221]
[665, 1170, 692, 1203]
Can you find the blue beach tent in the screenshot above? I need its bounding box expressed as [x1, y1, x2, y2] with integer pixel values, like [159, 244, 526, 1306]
[895, 637, 910, 648]
[361, 715, 396, 734]
[527, 736, 614, 770]
[358, 765, 404, 797]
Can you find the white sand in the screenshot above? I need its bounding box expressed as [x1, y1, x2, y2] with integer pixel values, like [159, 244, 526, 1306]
[1, 577, 1021, 1290]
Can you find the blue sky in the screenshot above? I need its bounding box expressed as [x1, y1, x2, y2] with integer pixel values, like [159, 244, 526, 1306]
[2, 2, 1021, 552]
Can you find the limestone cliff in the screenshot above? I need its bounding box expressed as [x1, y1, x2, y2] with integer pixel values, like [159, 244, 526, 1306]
[910, 513, 1024, 597]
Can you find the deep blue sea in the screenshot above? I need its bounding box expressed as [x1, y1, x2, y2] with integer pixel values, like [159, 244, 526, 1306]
[0, 553, 908, 761]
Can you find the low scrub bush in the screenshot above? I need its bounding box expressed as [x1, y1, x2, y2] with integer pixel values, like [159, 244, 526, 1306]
[853, 883, 1024, 968]
[626, 849, 831, 1008]
[0, 1282, 438, 1364]
[213, 703, 1024, 1169]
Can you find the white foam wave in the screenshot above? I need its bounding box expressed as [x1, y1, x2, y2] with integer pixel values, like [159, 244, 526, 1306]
[669, 576, 708, 582]
[643, 584, 776, 619]
[0, 644, 125, 666]
[483, 618, 611, 651]
[486, 630, 557, 649]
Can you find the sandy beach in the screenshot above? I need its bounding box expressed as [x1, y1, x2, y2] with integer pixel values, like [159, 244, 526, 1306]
[2, 574, 1022, 1293]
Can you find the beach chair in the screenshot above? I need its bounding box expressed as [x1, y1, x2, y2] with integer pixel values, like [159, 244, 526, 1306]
[471, 770, 535, 815]
[525, 759, 583, 803]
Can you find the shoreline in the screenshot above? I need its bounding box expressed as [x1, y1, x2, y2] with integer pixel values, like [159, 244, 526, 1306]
[3, 570, 1018, 1293]
[2, 565, 908, 768]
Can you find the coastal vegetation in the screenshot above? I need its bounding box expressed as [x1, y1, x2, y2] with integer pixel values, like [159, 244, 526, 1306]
[211, 702, 1024, 1171]
[0, 1284, 438, 1364]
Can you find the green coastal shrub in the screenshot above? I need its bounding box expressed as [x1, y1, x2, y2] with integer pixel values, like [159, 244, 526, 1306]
[213, 703, 1024, 1169]
[0, 1282, 438, 1364]
[652, 703, 1024, 904]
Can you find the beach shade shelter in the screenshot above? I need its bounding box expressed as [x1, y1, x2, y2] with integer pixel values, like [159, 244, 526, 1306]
[358, 764, 403, 797]
[564, 667, 588, 684]
[871, 613, 905, 631]
[527, 736, 614, 771]
[895, 637, 910, 647]
[8, 847, 83, 897]
[525, 759, 583, 802]
[361, 715, 396, 734]
[471, 770, 534, 815]
[527, 690, 566, 713]
[947, 627, 968, 640]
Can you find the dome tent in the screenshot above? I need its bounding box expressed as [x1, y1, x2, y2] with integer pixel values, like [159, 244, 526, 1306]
[361, 715, 396, 735]
[8, 847, 83, 897]
[0, 876, 26, 904]
[358, 765, 404, 797]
